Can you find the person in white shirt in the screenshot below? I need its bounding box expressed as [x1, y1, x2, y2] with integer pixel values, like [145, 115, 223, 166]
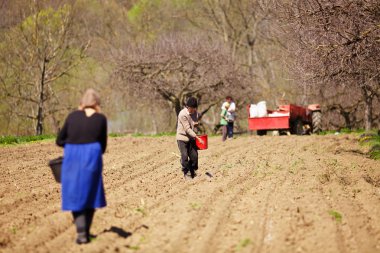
[225, 96, 236, 139]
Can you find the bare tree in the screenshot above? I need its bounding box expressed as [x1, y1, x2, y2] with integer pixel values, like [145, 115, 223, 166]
[186, 0, 298, 108]
[321, 84, 364, 129]
[113, 34, 248, 122]
[282, 0, 380, 130]
[190, 0, 273, 72]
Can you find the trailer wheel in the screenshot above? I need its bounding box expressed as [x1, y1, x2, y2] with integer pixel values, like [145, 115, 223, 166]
[291, 119, 303, 135]
[312, 111, 322, 134]
[257, 130, 267, 136]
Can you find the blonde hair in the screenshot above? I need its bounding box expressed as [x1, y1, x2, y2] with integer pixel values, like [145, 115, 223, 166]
[222, 102, 230, 109]
[80, 88, 101, 109]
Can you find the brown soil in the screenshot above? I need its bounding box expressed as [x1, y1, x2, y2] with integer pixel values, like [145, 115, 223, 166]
[0, 135, 379, 253]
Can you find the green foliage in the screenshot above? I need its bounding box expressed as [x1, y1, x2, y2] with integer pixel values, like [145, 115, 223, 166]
[127, 2, 144, 22]
[0, 135, 55, 145]
[0, 3, 88, 135]
[20, 5, 72, 51]
[127, 0, 161, 23]
[126, 0, 191, 41]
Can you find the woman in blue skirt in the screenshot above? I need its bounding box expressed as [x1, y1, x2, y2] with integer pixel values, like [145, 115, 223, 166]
[56, 88, 107, 244]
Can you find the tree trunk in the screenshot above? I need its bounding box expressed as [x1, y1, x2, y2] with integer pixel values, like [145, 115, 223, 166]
[247, 43, 255, 76]
[174, 98, 182, 116]
[150, 106, 158, 134]
[364, 96, 373, 131]
[247, 33, 256, 76]
[36, 58, 46, 135]
[341, 111, 352, 130]
[361, 87, 373, 131]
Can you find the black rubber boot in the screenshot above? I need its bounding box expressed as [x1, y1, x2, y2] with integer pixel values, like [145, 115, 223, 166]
[85, 209, 95, 239]
[76, 232, 89, 244]
[72, 211, 89, 244]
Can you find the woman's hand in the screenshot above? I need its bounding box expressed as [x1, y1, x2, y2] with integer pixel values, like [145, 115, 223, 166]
[196, 136, 204, 144]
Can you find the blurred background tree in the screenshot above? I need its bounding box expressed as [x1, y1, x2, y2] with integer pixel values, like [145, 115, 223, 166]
[0, 0, 378, 135]
[280, 0, 380, 131]
[0, 3, 89, 135]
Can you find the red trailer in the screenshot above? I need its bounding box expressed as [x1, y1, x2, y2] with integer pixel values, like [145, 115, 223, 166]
[248, 103, 321, 135]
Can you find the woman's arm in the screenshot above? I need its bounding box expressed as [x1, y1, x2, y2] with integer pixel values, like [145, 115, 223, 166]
[100, 116, 108, 154]
[56, 119, 68, 147]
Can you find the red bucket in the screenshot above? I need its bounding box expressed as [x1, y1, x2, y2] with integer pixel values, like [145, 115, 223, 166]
[196, 135, 208, 150]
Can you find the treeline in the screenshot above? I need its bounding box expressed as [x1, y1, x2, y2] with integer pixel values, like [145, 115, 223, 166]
[281, 0, 380, 131]
[0, 0, 379, 135]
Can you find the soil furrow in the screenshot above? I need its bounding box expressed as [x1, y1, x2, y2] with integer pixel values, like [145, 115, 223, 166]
[1, 135, 379, 253]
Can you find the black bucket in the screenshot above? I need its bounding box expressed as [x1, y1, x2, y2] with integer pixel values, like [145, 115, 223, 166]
[48, 156, 63, 183]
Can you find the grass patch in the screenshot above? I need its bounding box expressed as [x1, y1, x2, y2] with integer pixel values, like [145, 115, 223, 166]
[359, 132, 380, 160]
[320, 130, 380, 160]
[223, 163, 233, 169]
[126, 245, 140, 250]
[221, 163, 233, 176]
[189, 202, 202, 210]
[126, 236, 146, 251]
[0, 131, 177, 146]
[320, 128, 365, 135]
[135, 207, 147, 216]
[329, 210, 342, 222]
[0, 135, 55, 145]
[369, 148, 380, 160]
[132, 132, 176, 137]
[340, 128, 365, 134]
[10, 226, 17, 234]
[135, 198, 147, 217]
[0, 130, 178, 146]
[235, 238, 252, 251]
[108, 132, 128, 137]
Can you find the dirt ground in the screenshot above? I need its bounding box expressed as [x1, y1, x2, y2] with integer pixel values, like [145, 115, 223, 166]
[0, 134, 379, 253]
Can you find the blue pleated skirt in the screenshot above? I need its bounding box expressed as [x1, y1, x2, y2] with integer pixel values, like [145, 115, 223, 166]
[61, 142, 106, 211]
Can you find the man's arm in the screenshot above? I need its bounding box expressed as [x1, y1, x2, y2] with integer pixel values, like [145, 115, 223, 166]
[180, 114, 197, 138]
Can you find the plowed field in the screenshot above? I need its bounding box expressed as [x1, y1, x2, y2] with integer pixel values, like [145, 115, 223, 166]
[1, 135, 379, 253]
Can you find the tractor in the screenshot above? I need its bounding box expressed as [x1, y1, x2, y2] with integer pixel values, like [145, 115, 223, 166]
[248, 103, 322, 135]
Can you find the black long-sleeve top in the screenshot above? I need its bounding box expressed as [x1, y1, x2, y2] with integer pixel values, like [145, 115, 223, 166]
[56, 110, 108, 153]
